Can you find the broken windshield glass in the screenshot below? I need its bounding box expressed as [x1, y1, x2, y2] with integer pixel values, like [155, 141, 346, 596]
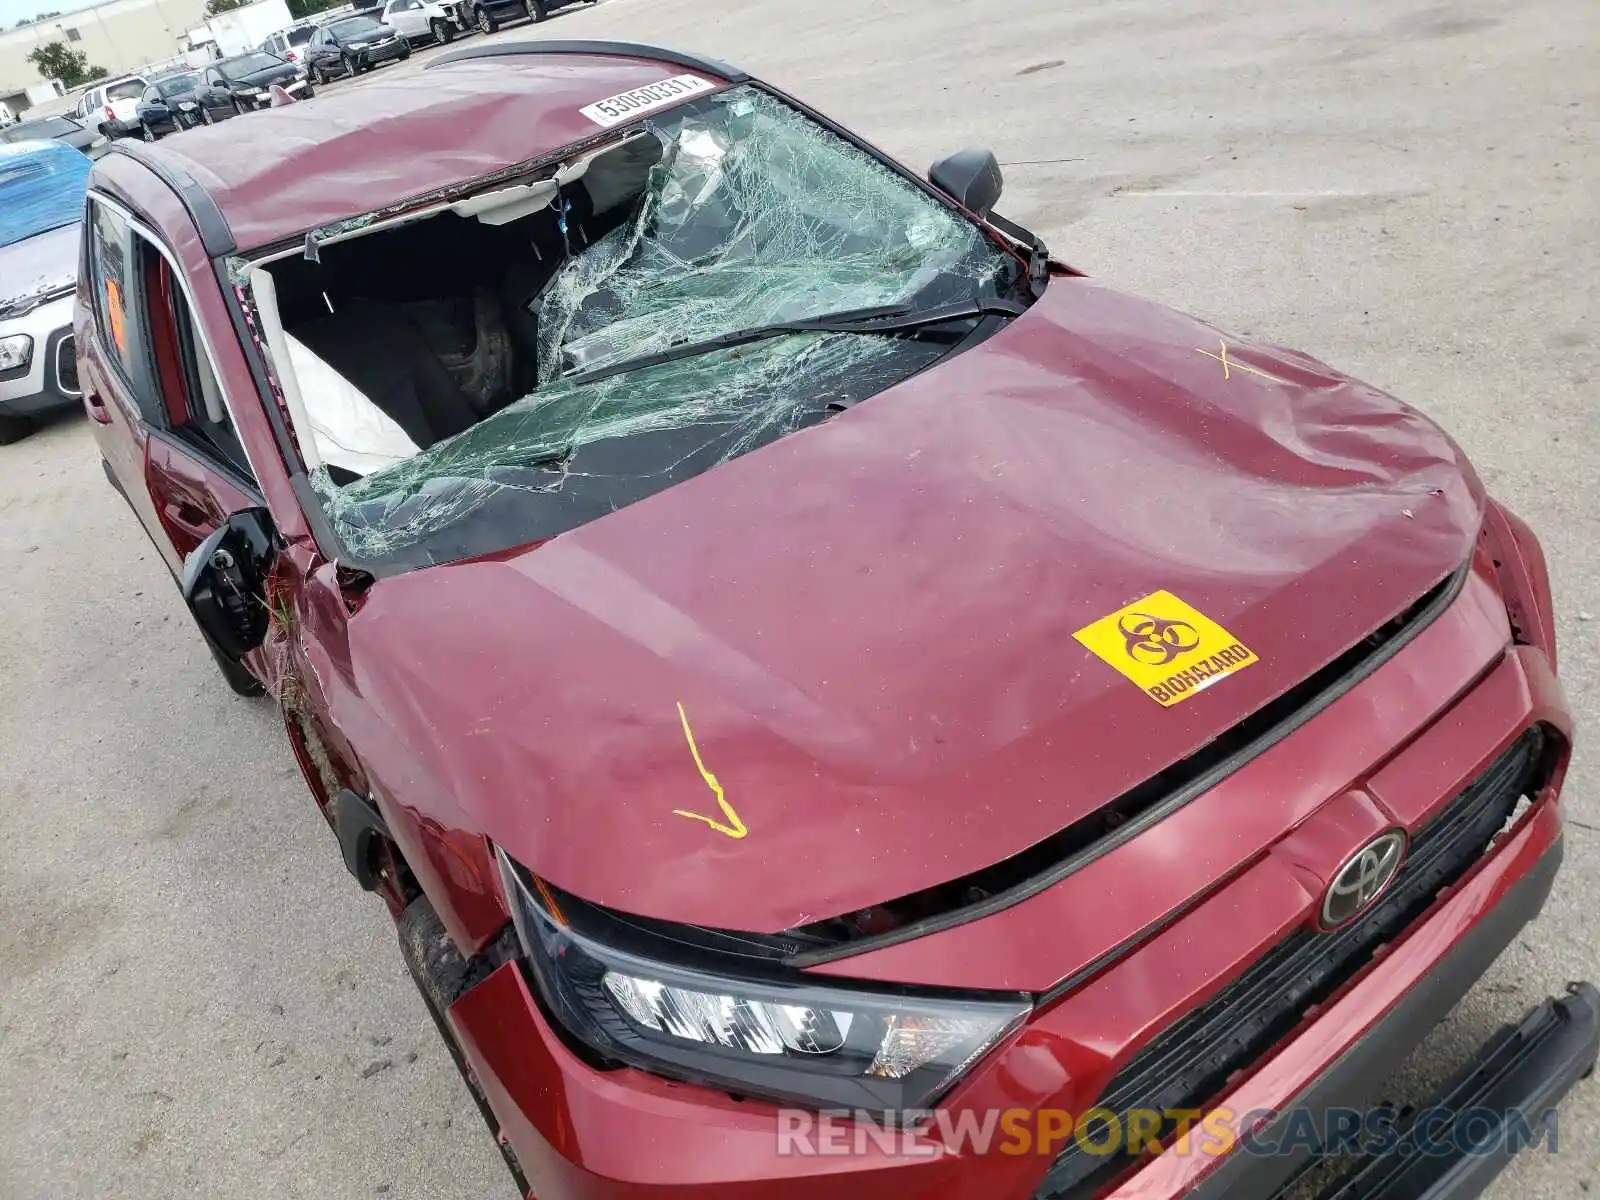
[265, 83, 1018, 569]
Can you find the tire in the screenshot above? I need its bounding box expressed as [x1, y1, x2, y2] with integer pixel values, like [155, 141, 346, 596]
[232, 97, 246, 116]
[0, 412, 31, 444]
[525, 0, 547, 19]
[201, 106, 214, 125]
[140, 120, 155, 142]
[399, 44, 412, 60]
[301, 82, 315, 99]
[312, 64, 326, 86]
[431, 17, 454, 43]
[342, 53, 360, 76]
[476, 5, 497, 33]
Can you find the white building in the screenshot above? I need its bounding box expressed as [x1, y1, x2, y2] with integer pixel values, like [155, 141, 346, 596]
[0, 0, 213, 112]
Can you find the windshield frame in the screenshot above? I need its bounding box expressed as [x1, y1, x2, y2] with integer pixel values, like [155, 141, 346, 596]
[218, 53, 286, 78]
[228, 80, 1037, 579]
[327, 17, 386, 38]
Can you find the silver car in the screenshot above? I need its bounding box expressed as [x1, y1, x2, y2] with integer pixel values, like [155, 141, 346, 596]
[0, 141, 90, 443]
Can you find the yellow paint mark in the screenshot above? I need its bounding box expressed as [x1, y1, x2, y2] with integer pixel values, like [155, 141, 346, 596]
[672, 702, 748, 839]
[1196, 338, 1285, 384]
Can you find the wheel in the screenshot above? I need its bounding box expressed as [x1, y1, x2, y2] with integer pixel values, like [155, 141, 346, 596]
[399, 43, 412, 59]
[140, 120, 155, 142]
[301, 82, 315, 99]
[312, 64, 326, 86]
[201, 106, 214, 125]
[476, 5, 497, 33]
[431, 17, 454, 43]
[525, 0, 547, 20]
[342, 53, 360, 76]
[232, 97, 246, 116]
[0, 412, 31, 444]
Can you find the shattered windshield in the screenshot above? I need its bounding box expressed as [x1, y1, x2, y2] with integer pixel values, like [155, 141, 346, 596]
[263, 85, 1019, 569]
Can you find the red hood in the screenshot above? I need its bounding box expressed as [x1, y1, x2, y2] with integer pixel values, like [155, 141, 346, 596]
[347, 278, 1484, 932]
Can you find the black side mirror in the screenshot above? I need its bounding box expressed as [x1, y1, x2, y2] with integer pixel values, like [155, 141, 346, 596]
[929, 149, 1004, 216]
[180, 507, 278, 660]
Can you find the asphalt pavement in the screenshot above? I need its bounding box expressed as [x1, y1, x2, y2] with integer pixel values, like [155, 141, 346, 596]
[1, 0, 1597, 1196]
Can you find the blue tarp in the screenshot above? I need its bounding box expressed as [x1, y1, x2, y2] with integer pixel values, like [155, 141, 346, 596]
[0, 140, 91, 249]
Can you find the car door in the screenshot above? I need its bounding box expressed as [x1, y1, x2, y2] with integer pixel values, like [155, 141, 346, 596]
[80, 194, 266, 581]
[384, 0, 422, 39]
[201, 69, 231, 118]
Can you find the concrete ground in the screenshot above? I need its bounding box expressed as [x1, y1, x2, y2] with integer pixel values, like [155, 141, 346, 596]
[2, 0, 1597, 1195]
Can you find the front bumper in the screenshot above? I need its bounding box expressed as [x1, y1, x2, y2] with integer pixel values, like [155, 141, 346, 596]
[357, 39, 408, 66]
[0, 293, 79, 418]
[438, 649, 1587, 1200]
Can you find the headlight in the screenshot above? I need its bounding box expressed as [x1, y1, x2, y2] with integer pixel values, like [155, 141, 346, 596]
[237, 86, 261, 96]
[348, 40, 370, 49]
[0, 334, 33, 371]
[495, 848, 1029, 1113]
[178, 101, 197, 111]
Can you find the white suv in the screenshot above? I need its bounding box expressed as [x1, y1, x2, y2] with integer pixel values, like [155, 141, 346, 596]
[257, 23, 321, 66]
[79, 75, 150, 139]
[379, 0, 469, 45]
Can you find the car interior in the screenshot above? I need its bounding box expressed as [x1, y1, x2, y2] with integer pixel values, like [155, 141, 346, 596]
[258, 134, 662, 480]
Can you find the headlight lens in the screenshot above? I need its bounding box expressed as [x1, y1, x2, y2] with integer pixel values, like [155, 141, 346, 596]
[0, 334, 34, 370]
[495, 848, 1030, 1112]
[178, 101, 197, 111]
[237, 86, 261, 96]
[348, 40, 370, 49]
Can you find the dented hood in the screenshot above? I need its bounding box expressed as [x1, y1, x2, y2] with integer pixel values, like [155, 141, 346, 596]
[347, 278, 1484, 932]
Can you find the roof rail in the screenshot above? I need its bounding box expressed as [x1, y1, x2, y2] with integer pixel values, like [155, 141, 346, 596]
[425, 39, 749, 82]
[106, 142, 236, 257]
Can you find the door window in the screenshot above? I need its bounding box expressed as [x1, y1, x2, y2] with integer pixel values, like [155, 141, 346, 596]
[86, 199, 152, 412]
[142, 247, 256, 484]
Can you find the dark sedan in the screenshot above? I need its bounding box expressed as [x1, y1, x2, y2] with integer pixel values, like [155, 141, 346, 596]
[304, 15, 410, 84]
[133, 74, 206, 140]
[0, 112, 99, 156]
[201, 52, 314, 116]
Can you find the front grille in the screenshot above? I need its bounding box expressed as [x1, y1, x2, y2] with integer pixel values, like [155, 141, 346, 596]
[55, 334, 79, 395]
[1035, 724, 1553, 1200]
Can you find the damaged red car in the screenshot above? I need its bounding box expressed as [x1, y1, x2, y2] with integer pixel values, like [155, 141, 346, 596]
[80, 39, 1595, 1200]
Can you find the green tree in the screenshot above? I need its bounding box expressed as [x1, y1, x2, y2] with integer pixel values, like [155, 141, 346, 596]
[26, 41, 107, 87]
[204, 0, 246, 13]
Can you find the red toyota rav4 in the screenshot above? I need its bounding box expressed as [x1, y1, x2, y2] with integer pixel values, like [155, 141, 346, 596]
[79, 39, 1594, 1200]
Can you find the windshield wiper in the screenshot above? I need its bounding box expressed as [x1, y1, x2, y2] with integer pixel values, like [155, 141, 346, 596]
[560, 297, 1028, 387]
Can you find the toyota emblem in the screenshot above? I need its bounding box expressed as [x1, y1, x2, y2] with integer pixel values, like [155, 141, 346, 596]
[1321, 830, 1407, 928]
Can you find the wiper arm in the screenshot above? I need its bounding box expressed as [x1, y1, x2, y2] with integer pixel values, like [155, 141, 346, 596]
[561, 297, 1027, 388]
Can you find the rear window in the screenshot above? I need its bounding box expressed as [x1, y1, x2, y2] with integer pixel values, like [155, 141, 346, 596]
[107, 80, 145, 101]
[288, 25, 316, 44]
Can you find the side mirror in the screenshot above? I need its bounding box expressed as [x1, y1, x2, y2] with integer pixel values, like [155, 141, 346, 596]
[929, 149, 1004, 216]
[180, 507, 278, 660]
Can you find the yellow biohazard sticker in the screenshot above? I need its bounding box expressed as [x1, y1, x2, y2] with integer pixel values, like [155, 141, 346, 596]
[1073, 591, 1258, 707]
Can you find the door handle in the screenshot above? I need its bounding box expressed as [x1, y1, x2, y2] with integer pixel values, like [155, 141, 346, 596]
[84, 390, 111, 424]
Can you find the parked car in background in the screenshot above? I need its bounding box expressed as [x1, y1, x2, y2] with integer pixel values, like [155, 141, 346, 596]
[304, 15, 410, 82]
[134, 74, 207, 140]
[462, 0, 590, 33]
[0, 112, 100, 156]
[0, 141, 90, 442]
[379, 0, 467, 46]
[258, 21, 320, 65]
[81, 75, 151, 139]
[203, 52, 314, 114]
